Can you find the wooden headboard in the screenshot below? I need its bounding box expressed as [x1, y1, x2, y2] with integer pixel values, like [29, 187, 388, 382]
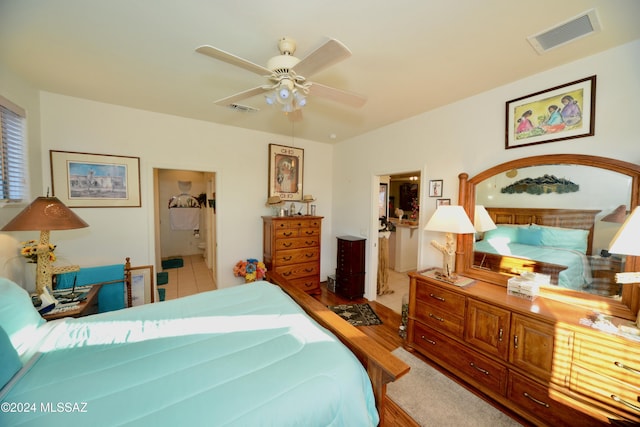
[485, 207, 601, 255]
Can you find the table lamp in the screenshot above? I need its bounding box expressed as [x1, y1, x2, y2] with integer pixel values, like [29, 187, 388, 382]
[607, 206, 640, 328]
[474, 205, 497, 234]
[424, 205, 476, 281]
[1, 196, 88, 295]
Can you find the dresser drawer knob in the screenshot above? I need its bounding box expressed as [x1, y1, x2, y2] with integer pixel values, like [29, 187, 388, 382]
[429, 293, 445, 302]
[429, 313, 444, 322]
[283, 232, 293, 237]
[305, 253, 313, 258]
[611, 395, 640, 412]
[282, 256, 292, 261]
[420, 335, 436, 345]
[305, 241, 314, 245]
[283, 242, 292, 248]
[283, 272, 292, 277]
[523, 392, 550, 408]
[469, 362, 489, 375]
[614, 361, 640, 376]
[304, 268, 314, 273]
[498, 328, 504, 342]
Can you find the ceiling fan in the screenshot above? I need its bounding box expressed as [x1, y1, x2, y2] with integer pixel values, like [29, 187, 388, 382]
[195, 37, 366, 119]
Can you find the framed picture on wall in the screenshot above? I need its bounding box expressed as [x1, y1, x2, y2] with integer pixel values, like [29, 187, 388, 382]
[50, 150, 141, 207]
[129, 265, 155, 306]
[505, 75, 596, 149]
[379, 183, 388, 218]
[436, 198, 451, 207]
[268, 144, 304, 201]
[429, 180, 443, 197]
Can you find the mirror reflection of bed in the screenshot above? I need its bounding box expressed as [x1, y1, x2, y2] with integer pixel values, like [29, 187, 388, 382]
[456, 154, 640, 319]
[471, 161, 633, 300]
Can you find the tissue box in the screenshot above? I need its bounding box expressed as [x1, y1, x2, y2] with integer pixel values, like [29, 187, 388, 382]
[519, 271, 550, 285]
[507, 277, 539, 301]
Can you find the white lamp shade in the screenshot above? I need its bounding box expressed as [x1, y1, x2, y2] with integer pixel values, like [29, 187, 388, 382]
[424, 205, 476, 234]
[609, 206, 640, 256]
[474, 205, 497, 232]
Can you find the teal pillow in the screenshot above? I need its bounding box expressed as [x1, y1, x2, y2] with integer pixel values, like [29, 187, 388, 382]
[484, 225, 520, 243]
[517, 226, 542, 246]
[532, 224, 589, 253]
[0, 278, 45, 354]
[0, 326, 22, 388]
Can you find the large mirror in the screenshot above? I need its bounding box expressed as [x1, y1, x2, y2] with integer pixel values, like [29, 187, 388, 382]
[457, 154, 640, 320]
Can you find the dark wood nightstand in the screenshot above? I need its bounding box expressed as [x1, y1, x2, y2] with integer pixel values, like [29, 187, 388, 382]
[588, 256, 625, 296]
[42, 285, 101, 320]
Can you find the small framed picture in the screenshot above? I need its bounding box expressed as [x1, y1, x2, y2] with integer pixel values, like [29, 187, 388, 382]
[128, 265, 155, 306]
[436, 198, 451, 207]
[429, 180, 443, 197]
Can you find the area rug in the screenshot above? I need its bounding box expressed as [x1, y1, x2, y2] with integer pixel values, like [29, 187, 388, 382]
[328, 303, 382, 326]
[388, 348, 522, 426]
[161, 257, 183, 269]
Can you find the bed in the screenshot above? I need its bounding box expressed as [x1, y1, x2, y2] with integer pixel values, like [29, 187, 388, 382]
[473, 207, 599, 290]
[0, 271, 409, 426]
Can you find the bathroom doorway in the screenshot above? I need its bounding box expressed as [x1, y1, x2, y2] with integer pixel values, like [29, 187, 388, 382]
[153, 168, 217, 289]
[375, 171, 420, 314]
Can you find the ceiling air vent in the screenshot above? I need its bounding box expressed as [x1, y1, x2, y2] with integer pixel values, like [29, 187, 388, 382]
[527, 9, 601, 54]
[227, 103, 259, 113]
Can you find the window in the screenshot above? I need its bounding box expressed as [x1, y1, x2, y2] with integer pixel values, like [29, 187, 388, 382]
[0, 95, 26, 202]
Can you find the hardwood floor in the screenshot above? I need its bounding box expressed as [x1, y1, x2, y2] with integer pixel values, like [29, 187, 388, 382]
[315, 283, 405, 352]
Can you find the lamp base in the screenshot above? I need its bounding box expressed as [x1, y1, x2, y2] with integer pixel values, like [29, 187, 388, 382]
[419, 267, 475, 287]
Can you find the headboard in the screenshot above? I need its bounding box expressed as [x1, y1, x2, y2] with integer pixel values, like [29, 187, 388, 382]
[485, 207, 601, 255]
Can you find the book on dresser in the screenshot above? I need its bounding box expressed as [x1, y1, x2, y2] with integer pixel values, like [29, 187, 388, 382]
[262, 216, 323, 295]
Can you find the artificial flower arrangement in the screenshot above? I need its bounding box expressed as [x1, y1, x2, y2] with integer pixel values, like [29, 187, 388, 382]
[21, 240, 56, 263]
[233, 258, 267, 282]
[410, 197, 419, 220]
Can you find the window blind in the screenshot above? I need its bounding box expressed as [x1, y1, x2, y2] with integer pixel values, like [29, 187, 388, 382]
[0, 96, 26, 202]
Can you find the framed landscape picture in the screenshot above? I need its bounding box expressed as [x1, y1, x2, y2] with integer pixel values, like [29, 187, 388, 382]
[505, 75, 596, 149]
[50, 150, 141, 207]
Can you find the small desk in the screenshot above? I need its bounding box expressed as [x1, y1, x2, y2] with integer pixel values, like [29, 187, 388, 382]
[42, 285, 101, 321]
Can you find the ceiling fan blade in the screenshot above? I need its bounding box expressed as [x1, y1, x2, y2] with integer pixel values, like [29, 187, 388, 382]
[291, 38, 352, 78]
[308, 82, 367, 108]
[196, 45, 271, 76]
[287, 109, 303, 122]
[213, 86, 267, 106]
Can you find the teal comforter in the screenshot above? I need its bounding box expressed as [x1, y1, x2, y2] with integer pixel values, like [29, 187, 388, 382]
[1, 282, 378, 426]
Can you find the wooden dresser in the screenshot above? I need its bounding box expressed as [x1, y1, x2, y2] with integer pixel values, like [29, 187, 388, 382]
[335, 235, 366, 299]
[262, 216, 322, 295]
[406, 271, 640, 426]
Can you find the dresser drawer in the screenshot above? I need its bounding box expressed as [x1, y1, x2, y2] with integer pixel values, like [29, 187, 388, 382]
[275, 228, 299, 238]
[275, 261, 319, 280]
[414, 299, 464, 338]
[411, 321, 507, 395]
[273, 248, 320, 266]
[288, 275, 320, 294]
[508, 371, 604, 427]
[569, 364, 640, 418]
[274, 236, 320, 250]
[572, 331, 640, 386]
[299, 227, 321, 237]
[414, 280, 465, 317]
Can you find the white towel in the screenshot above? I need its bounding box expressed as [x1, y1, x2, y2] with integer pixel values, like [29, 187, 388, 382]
[169, 208, 200, 230]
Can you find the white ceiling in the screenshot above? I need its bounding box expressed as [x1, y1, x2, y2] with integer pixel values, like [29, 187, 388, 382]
[1, 1, 639, 143]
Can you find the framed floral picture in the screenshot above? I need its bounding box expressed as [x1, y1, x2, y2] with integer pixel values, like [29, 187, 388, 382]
[505, 75, 596, 149]
[268, 144, 304, 201]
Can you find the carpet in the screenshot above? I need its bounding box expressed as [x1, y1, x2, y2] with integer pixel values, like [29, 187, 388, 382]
[328, 303, 382, 326]
[161, 258, 183, 269]
[387, 348, 522, 427]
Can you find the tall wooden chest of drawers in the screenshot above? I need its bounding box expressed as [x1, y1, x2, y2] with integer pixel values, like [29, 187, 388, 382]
[262, 216, 322, 295]
[335, 235, 366, 299]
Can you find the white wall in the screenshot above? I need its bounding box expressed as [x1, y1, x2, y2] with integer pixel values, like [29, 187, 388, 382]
[3, 93, 334, 289]
[334, 40, 640, 299]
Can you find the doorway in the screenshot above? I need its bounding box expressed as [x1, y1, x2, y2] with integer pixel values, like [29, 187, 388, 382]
[153, 168, 217, 289]
[375, 171, 421, 314]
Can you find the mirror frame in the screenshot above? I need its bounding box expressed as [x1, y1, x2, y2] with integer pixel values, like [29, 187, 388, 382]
[457, 154, 640, 320]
